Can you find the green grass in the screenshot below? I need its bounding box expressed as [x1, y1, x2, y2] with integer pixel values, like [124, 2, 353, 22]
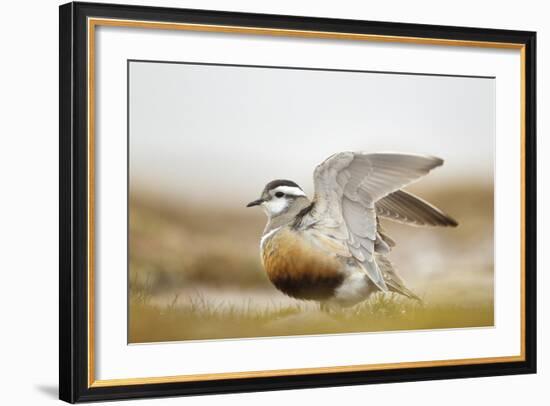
[129, 291, 494, 343]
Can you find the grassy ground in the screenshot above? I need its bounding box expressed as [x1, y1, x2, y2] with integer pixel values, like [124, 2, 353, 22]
[129, 290, 493, 343]
[128, 183, 494, 343]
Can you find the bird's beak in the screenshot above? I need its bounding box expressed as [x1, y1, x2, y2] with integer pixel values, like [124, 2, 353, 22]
[246, 198, 264, 207]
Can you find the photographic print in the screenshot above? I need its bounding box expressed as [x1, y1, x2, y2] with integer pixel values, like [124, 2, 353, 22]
[128, 61, 495, 343]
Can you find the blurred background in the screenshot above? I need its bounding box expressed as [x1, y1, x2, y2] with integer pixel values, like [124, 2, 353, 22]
[128, 61, 494, 343]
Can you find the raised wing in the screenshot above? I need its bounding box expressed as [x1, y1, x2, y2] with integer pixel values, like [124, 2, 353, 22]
[376, 190, 458, 227]
[309, 152, 444, 290]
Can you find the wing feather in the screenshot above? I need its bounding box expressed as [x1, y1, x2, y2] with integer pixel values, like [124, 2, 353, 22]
[376, 190, 458, 227]
[307, 152, 444, 291]
[377, 255, 421, 301]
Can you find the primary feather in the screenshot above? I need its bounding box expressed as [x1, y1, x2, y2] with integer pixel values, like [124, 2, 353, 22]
[376, 190, 458, 227]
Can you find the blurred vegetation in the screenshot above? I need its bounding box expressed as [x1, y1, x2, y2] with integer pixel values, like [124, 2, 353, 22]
[129, 195, 271, 293]
[129, 182, 494, 343]
[129, 290, 493, 343]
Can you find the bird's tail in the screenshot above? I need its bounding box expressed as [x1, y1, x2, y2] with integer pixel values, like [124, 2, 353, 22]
[376, 254, 422, 302]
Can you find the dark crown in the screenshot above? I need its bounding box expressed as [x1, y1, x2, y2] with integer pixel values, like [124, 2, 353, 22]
[264, 179, 302, 192]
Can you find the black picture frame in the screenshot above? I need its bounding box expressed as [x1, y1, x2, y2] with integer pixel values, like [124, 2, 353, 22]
[59, 1, 537, 403]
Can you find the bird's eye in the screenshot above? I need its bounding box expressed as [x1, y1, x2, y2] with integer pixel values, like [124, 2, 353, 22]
[275, 192, 284, 198]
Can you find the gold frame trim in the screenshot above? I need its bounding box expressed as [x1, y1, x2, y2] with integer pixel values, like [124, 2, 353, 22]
[87, 17, 527, 388]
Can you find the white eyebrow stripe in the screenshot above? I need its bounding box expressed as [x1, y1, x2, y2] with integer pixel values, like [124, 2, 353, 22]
[274, 186, 306, 197]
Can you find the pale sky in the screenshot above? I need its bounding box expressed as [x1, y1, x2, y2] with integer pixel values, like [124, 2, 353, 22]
[129, 61, 494, 204]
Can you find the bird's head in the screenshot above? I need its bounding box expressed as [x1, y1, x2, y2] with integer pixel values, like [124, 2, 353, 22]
[246, 179, 308, 219]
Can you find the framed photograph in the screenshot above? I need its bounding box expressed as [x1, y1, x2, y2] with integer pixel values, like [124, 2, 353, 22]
[59, 1, 536, 403]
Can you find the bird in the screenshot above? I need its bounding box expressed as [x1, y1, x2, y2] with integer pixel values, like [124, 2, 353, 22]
[246, 152, 458, 309]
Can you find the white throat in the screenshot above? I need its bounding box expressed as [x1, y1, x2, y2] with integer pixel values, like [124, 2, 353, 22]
[262, 198, 289, 218]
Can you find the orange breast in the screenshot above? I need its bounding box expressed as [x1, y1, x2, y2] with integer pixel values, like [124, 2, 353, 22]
[262, 228, 344, 300]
